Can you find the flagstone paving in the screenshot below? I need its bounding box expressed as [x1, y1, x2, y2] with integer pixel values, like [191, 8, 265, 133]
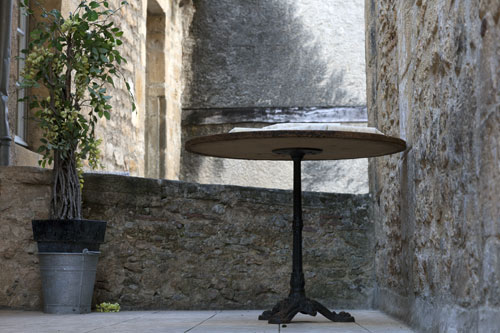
[0, 309, 413, 332]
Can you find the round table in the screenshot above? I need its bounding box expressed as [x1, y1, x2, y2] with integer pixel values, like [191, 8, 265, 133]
[185, 130, 406, 324]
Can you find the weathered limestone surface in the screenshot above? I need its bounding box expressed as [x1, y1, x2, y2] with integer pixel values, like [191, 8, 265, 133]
[0, 167, 50, 309]
[181, 0, 369, 194]
[93, 0, 193, 179]
[0, 167, 373, 310]
[366, 0, 500, 331]
[183, 0, 366, 108]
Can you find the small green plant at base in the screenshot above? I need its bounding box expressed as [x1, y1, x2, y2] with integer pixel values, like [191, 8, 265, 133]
[96, 302, 120, 312]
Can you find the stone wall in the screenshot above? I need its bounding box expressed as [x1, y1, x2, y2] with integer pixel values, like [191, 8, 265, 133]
[366, 0, 500, 331]
[181, 0, 369, 194]
[0, 167, 50, 309]
[0, 166, 373, 310]
[183, 0, 366, 109]
[6, 0, 194, 180]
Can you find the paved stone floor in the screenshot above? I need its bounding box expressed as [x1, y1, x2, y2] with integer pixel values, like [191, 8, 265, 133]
[0, 310, 414, 332]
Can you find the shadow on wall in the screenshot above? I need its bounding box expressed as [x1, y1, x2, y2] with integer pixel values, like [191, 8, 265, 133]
[185, 0, 346, 108]
[183, 0, 350, 186]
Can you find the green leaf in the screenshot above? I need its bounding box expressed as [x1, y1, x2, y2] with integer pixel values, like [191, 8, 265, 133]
[49, 9, 62, 19]
[106, 76, 114, 85]
[103, 2, 109, 8]
[103, 111, 110, 120]
[81, 21, 89, 31]
[30, 29, 41, 40]
[114, 31, 123, 37]
[87, 10, 98, 21]
[89, 1, 100, 9]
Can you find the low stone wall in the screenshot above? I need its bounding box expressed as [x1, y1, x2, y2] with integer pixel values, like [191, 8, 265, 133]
[0, 166, 373, 310]
[0, 167, 50, 309]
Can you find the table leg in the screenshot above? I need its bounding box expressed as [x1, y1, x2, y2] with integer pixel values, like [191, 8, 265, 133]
[259, 149, 355, 324]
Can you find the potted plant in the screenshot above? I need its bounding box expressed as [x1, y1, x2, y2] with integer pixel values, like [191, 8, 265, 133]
[19, 0, 134, 313]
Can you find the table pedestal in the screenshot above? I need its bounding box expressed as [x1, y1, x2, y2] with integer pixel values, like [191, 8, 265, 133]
[258, 148, 355, 324]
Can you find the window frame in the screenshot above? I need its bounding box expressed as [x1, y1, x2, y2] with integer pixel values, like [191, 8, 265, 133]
[15, 4, 29, 147]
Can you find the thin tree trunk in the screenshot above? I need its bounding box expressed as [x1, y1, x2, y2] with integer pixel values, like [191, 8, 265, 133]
[50, 149, 82, 220]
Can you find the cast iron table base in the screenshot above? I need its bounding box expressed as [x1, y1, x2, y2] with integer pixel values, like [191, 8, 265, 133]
[258, 148, 355, 324]
[259, 295, 354, 324]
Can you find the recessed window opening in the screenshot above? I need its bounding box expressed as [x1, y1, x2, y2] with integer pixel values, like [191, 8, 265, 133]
[145, 0, 167, 178]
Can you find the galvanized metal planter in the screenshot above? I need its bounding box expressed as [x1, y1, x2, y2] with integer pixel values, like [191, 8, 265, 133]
[32, 219, 106, 314]
[39, 251, 100, 314]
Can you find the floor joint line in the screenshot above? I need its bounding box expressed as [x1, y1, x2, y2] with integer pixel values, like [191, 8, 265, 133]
[184, 311, 219, 332]
[355, 322, 372, 332]
[83, 311, 159, 333]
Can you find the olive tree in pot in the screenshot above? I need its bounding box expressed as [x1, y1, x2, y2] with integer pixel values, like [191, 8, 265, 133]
[19, 0, 134, 314]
